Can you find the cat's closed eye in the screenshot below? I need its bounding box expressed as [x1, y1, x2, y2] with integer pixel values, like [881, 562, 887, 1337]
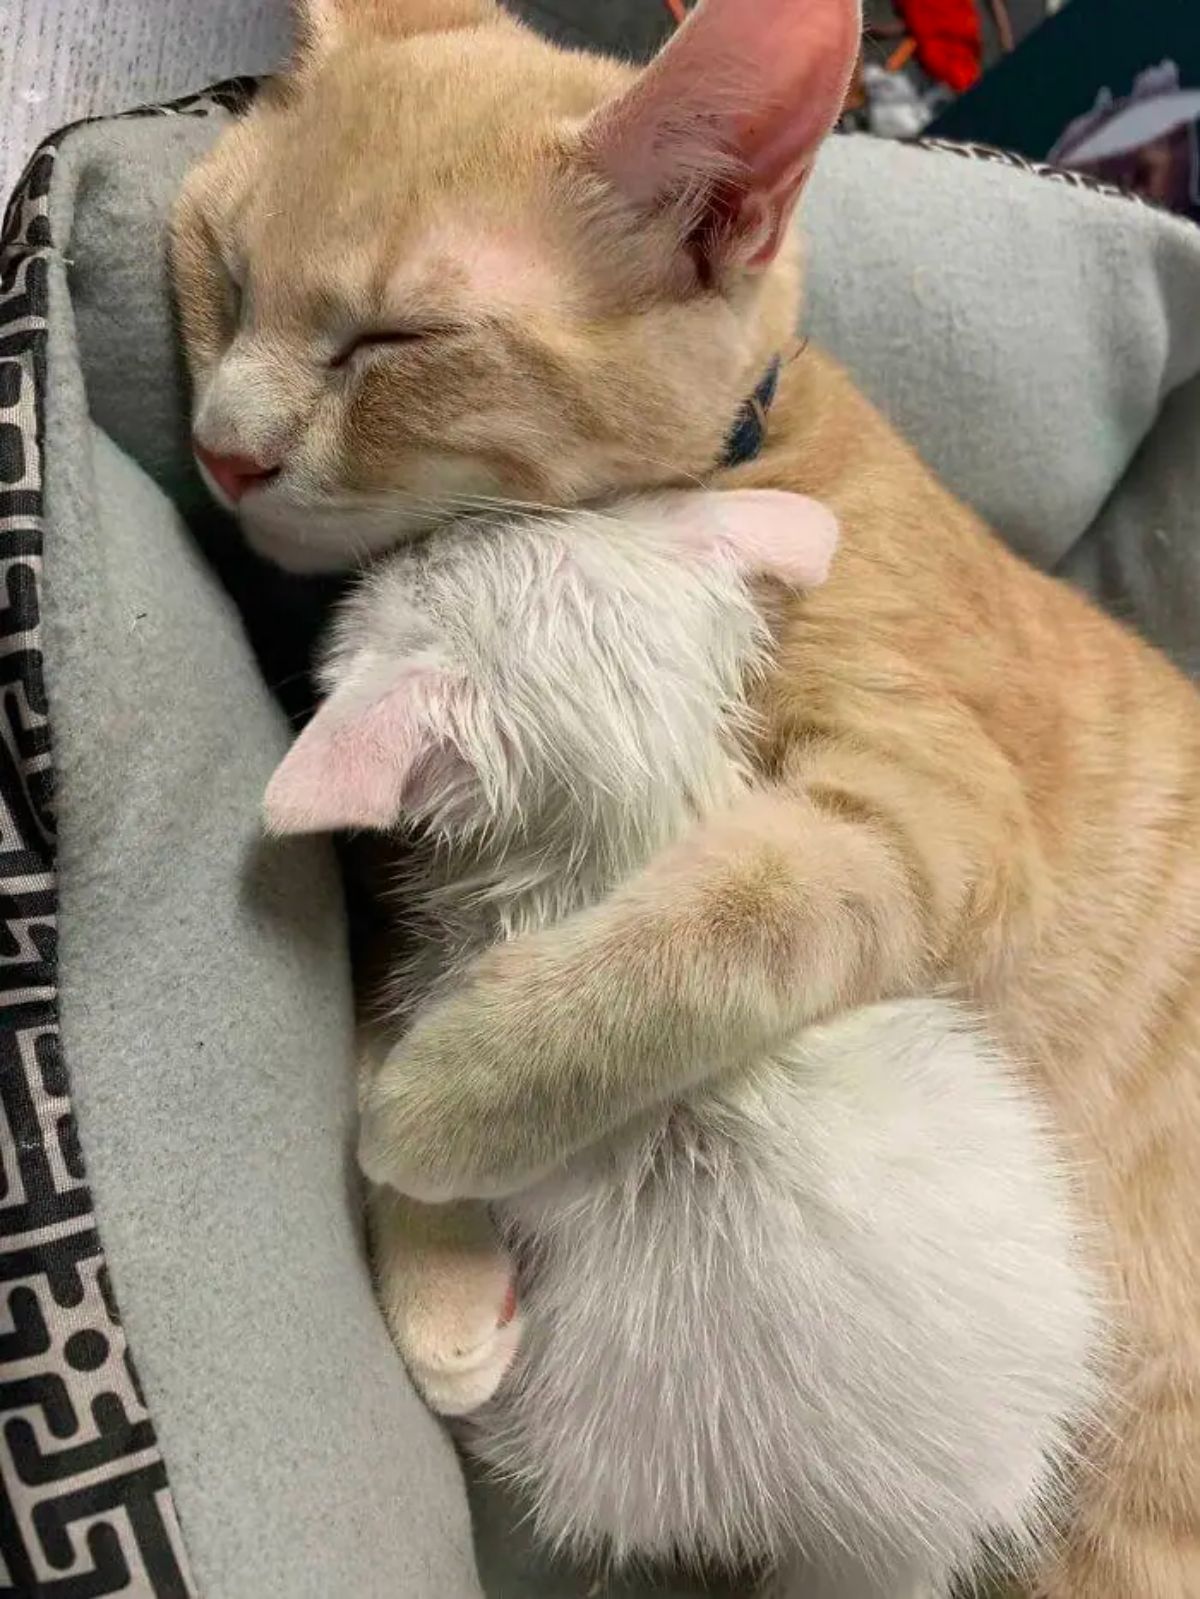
[331, 328, 441, 368]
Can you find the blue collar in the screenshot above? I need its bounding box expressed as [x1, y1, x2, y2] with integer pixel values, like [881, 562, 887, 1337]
[720, 357, 781, 468]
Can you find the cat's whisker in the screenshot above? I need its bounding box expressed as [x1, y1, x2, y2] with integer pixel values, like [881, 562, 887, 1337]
[435, 491, 581, 520]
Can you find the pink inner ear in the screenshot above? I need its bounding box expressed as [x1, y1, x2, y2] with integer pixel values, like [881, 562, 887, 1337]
[715, 490, 840, 588]
[264, 675, 443, 836]
[653, 489, 839, 589]
[586, 0, 860, 269]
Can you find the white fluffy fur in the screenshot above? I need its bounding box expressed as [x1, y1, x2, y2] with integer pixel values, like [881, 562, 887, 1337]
[477, 1005, 1102, 1593]
[314, 498, 769, 1013]
[307, 498, 1105, 1593]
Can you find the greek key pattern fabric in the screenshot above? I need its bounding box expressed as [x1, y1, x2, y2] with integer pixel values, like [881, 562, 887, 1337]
[916, 136, 1175, 217]
[0, 80, 250, 1599]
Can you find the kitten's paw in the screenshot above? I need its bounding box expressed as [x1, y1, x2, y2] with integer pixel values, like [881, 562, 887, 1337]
[381, 1250, 523, 1417]
[404, 1287, 523, 1418]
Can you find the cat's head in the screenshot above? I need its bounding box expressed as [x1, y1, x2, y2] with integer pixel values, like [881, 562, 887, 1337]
[173, 0, 859, 572]
[263, 488, 837, 845]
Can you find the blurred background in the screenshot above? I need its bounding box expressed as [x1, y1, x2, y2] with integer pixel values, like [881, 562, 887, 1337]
[4, 0, 1198, 222]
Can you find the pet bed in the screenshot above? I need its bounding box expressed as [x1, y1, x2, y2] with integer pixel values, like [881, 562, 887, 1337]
[3, 82, 1200, 1599]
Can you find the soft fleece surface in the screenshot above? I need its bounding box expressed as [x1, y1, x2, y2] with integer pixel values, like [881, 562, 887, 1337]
[40, 124, 481, 1599]
[26, 106, 1200, 1599]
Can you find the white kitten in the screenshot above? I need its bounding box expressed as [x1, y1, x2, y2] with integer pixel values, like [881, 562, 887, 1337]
[267, 491, 1105, 1596]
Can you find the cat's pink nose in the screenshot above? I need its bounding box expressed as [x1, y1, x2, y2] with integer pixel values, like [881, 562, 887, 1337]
[194, 442, 279, 504]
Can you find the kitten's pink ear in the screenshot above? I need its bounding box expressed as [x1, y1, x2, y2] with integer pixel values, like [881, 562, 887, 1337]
[715, 489, 839, 587]
[582, 0, 860, 271]
[294, 0, 498, 57]
[264, 666, 455, 835]
[657, 489, 839, 588]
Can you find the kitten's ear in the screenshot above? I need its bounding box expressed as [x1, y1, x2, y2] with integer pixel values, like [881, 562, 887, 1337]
[294, 0, 498, 58]
[715, 489, 839, 586]
[264, 662, 465, 835]
[655, 489, 839, 588]
[580, 0, 860, 273]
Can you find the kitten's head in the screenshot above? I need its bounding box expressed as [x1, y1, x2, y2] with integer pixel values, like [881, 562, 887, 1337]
[172, 0, 859, 572]
[263, 489, 837, 848]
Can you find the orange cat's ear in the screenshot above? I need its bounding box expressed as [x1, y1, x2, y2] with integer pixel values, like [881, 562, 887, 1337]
[294, 0, 498, 58]
[579, 0, 860, 274]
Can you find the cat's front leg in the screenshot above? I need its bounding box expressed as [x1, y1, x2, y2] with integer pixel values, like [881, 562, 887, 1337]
[368, 1188, 522, 1416]
[359, 769, 1023, 1201]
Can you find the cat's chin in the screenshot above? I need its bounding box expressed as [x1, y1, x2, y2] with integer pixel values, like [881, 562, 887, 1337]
[238, 498, 440, 574]
[244, 524, 367, 574]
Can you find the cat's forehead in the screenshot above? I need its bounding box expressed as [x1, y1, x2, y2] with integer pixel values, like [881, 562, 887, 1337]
[185, 25, 652, 343]
[236, 203, 567, 335]
[230, 27, 625, 225]
[214, 95, 586, 326]
[394, 221, 564, 314]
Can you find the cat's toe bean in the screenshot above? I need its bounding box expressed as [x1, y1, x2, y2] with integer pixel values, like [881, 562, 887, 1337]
[406, 1305, 524, 1417]
[377, 1235, 524, 1417]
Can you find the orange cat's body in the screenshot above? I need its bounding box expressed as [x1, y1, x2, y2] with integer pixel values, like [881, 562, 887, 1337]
[742, 355, 1200, 1596]
[172, 1, 1200, 1592]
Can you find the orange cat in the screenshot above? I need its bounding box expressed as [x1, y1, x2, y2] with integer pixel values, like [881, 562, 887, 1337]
[173, 1, 1200, 1594]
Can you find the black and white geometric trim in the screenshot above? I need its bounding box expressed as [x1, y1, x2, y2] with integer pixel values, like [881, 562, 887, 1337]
[0, 80, 250, 1599]
[915, 135, 1181, 219]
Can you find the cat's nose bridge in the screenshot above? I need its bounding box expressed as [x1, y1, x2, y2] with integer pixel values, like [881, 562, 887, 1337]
[192, 339, 308, 471]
